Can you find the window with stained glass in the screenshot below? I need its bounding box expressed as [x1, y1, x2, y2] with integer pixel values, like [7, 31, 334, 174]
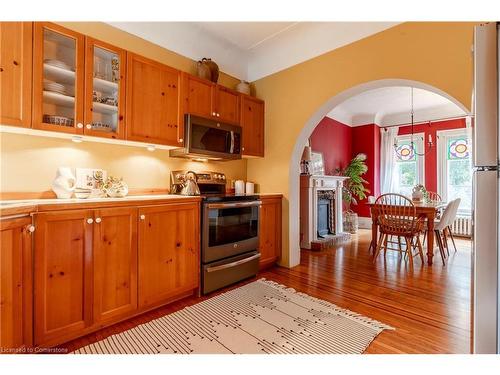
[393, 136, 424, 197]
[445, 135, 472, 214]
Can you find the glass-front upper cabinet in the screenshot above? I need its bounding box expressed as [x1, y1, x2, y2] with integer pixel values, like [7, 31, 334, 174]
[32, 22, 85, 134]
[84, 38, 126, 139]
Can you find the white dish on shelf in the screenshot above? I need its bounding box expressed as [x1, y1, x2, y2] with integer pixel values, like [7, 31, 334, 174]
[44, 59, 74, 71]
[43, 90, 75, 107]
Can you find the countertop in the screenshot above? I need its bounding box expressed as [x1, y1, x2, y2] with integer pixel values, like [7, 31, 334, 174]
[0, 193, 282, 218]
[0, 194, 202, 217]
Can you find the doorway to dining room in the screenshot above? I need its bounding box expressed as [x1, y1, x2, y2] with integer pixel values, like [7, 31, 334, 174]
[293, 79, 473, 352]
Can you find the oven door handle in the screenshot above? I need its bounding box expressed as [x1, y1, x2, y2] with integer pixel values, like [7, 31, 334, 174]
[206, 253, 261, 273]
[206, 201, 262, 209]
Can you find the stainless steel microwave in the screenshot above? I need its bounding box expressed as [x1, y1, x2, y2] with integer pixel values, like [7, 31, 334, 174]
[169, 114, 242, 160]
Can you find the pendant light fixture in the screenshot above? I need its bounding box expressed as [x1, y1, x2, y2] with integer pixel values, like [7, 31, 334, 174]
[394, 87, 434, 159]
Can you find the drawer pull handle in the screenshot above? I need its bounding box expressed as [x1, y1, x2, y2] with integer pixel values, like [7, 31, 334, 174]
[87, 218, 93, 224]
[206, 253, 260, 273]
[140, 214, 145, 220]
[95, 217, 101, 223]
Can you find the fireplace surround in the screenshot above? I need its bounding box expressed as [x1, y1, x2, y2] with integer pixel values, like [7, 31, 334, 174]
[300, 175, 350, 249]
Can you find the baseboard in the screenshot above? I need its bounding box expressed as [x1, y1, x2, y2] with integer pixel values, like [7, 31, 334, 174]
[357, 216, 372, 229]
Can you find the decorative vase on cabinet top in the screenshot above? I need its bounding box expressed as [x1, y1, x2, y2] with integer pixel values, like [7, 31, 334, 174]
[236, 80, 251, 95]
[51, 167, 76, 199]
[197, 58, 219, 83]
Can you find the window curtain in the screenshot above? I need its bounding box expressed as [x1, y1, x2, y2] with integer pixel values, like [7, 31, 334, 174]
[379, 127, 399, 194]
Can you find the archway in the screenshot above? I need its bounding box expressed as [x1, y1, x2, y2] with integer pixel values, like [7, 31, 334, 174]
[287, 78, 470, 267]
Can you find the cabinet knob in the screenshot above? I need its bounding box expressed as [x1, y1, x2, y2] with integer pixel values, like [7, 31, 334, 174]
[216, 113, 220, 117]
[95, 217, 102, 223]
[242, 147, 245, 151]
[13, 60, 19, 66]
[178, 138, 184, 143]
[140, 214, 145, 220]
[212, 112, 216, 116]
[87, 218, 94, 224]
[27, 225, 35, 233]
[77, 123, 83, 129]
[86, 124, 92, 130]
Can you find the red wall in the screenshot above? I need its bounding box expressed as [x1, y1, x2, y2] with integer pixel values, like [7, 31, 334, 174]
[310, 117, 352, 174]
[309, 117, 465, 217]
[351, 124, 380, 217]
[397, 118, 466, 193]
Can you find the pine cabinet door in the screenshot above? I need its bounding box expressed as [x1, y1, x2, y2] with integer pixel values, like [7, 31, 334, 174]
[138, 203, 200, 308]
[240, 95, 264, 156]
[33, 210, 93, 347]
[32, 22, 85, 134]
[0, 217, 33, 349]
[126, 53, 181, 146]
[259, 197, 282, 268]
[0, 22, 32, 128]
[93, 207, 138, 326]
[214, 85, 240, 125]
[181, 73, 214, 119]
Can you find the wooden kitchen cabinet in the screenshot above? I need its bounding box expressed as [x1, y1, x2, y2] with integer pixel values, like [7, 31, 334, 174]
[259, 196, 282, 269]
[33, 209, 93, 347]
[181, 73, 240, 125]
[181, 73, 214, 120]
[93, 207, 138, 326]
[32, 22, 85, 134]
[0, 216, 33, 350]
[126, 52, 182, 146]
[240, 95, 265, 157]
[138, 202, 200, 309]
[0, 22, 32, 128]
[84, 37, 126, 139]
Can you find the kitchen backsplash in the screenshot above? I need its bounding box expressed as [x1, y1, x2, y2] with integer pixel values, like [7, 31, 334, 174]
[0, 132, 247, 192]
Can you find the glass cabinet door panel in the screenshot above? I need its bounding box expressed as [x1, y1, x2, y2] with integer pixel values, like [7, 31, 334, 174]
[84, 38, 125, 139]
[33, 23, 84, 133]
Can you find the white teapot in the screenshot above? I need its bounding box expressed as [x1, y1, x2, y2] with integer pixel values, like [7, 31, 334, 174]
[51, 167, 76, 199]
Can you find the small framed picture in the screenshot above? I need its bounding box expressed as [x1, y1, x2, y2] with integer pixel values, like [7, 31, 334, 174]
[311, 152, 325, 175]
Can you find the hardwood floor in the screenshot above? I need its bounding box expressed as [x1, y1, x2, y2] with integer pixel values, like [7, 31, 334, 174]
[61, 229, 472, 354]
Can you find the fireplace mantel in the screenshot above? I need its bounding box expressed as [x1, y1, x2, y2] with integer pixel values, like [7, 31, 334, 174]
[300, 175, 349, 249]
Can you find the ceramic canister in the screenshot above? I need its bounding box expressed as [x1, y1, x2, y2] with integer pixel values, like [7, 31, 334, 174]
[235, 180, 245, 195]
[245, 182, 255, 195]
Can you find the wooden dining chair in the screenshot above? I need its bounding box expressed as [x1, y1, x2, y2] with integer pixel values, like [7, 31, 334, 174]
[372, 193, 425, 269]
[426, 191, 442, 203]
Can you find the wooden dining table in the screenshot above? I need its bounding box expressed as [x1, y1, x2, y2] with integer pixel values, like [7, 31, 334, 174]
[367, 201, 447, 265]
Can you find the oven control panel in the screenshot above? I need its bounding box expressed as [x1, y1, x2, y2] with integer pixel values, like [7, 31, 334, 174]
[171, 170, 226, 185]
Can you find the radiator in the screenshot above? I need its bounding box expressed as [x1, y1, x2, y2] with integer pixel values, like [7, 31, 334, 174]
[450, 216, 472, 237]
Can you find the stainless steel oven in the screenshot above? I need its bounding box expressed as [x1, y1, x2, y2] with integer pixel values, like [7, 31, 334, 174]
[169, 114, 242, 160]
[202, 198, 261, 294]
[202, 200, 260, 263]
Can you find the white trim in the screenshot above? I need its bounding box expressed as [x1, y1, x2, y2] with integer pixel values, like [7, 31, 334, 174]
[357, 216, 372, 229]
[436, 127, 472, 215]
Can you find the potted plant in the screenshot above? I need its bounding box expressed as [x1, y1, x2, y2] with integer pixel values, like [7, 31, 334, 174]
[337, 153, 370, 233]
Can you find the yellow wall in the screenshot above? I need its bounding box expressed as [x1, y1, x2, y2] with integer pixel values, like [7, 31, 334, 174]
[0, 132, 246, 192]
[246, 22, 478, 267]
[0, 22, 245, 193]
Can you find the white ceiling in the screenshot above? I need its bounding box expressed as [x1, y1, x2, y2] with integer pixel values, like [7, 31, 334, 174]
[108, 22, 399, 81]
[327, 87, 468, 127]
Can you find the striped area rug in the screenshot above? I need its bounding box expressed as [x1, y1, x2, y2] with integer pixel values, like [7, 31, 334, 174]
[74, 279, 393, 354]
